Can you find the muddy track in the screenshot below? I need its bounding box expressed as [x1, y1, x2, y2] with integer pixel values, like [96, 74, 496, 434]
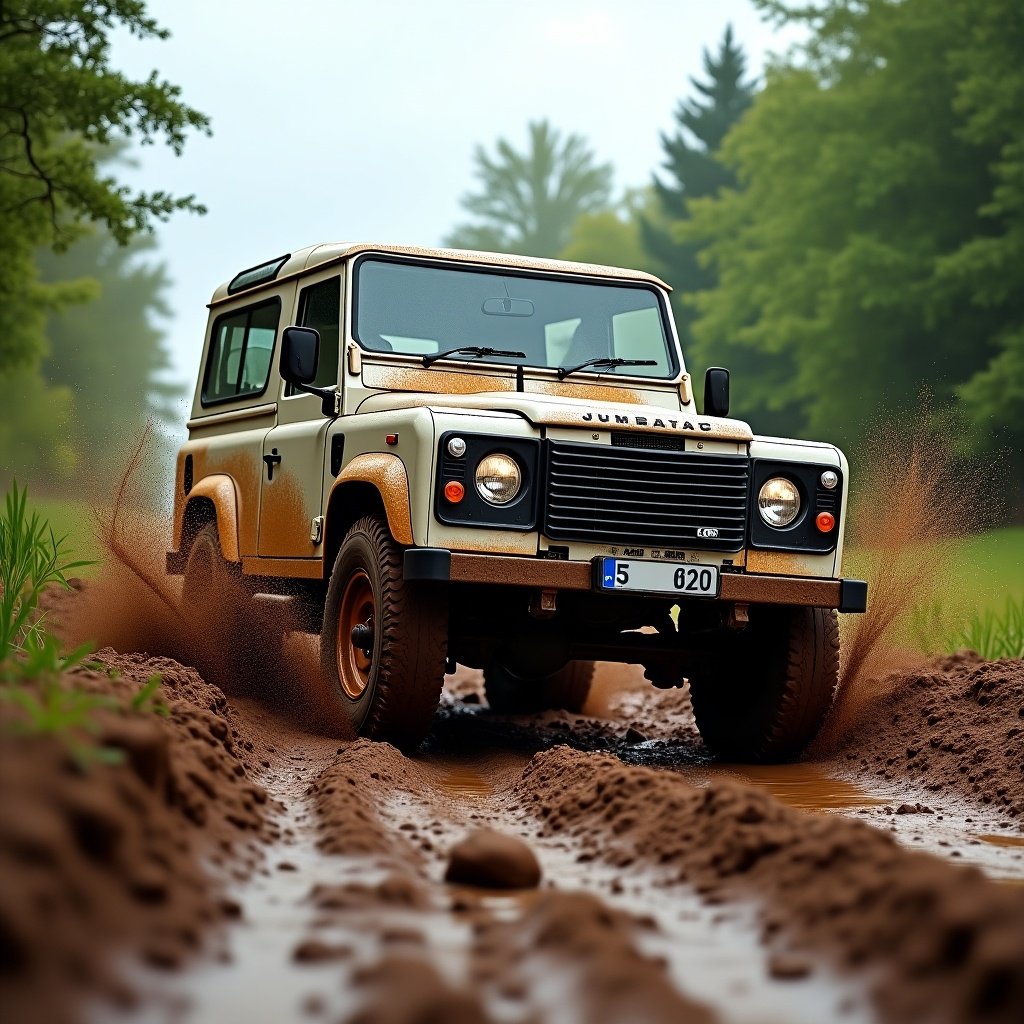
[6, 578, 1024, 1022]
[113, 657, 1024, 1021]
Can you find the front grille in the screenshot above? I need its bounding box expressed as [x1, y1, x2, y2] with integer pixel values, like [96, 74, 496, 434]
[610, 431, 685, 452]
[544, 440, 749, 551]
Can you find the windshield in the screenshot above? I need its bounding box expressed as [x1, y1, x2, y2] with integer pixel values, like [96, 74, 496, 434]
[353, 258, 677, 379]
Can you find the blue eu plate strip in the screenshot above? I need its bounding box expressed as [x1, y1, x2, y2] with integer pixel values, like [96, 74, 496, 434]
[601, 557, 616, 590]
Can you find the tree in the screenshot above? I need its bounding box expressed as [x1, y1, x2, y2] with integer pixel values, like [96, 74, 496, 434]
[640, 25, 756, 342]
[445, 120, 613, 258]
[0, 2, 207, 486]
[0, 1, 209, 375]
[39, 227, 181, 467]
[682, 0, 1024, 466]
[559, 189, 662, 273]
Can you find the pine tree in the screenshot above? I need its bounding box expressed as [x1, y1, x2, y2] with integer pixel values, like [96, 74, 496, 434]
[641, 26, 756, 341]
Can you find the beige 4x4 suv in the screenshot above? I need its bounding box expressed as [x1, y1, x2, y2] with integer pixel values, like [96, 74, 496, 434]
[168, 243, 867, 762]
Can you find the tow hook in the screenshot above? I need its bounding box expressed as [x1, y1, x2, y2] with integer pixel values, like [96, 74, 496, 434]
[727, 603, 750, 629]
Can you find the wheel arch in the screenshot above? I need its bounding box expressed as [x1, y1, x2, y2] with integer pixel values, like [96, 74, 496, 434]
[176, 474, 240, 563]
[324, 454, 414, 572]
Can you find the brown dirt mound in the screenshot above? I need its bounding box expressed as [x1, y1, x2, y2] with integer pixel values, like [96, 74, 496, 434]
[309, 738, 432, 863]
[471, 890, 716, 1024]
[513, 746, 1024, 1023]
[831, 653, 1024, 821]
[0, 651, 275, 1023]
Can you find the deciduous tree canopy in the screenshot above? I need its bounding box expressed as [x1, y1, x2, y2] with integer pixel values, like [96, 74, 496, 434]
[0, 1, 207, 485]
[683, 0, 1024, 459]
[445, 120, 613, 258]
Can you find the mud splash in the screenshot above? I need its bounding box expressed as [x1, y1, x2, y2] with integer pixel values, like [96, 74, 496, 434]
[815, 408, 1001, 754]
[48, 428, 347, 737]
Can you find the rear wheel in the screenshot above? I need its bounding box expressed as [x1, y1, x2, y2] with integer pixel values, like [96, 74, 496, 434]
[180, 521, 290, 689]
[484, 660, 595, 714]
[688, 605, 839, 763]
[320, 515, 447, 749]
[180, 522, 247, 685]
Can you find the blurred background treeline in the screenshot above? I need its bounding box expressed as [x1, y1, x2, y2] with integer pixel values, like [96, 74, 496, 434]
[1, 0, 1021, 516]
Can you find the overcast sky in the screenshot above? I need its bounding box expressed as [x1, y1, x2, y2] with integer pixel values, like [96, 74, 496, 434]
[113, 0, 798, 406]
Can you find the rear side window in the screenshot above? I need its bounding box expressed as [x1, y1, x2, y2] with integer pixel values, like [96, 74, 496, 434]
[202, 299, 281, 405]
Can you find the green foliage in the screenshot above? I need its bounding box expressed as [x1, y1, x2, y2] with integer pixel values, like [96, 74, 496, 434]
[560, 189, 662, 272]
[0, 1, 210, 249]
[36, 217, 181, 476]
[641, 25, 756, 341]
[0, 482, 92, 668]
[130, 673, 169, 717]
[0, 675, 125, 766]
[445, 120, 614, 258]
[0, 0, 209, 405]
[0, 368, 78, 480]
[0, 482, 168, 763]
[683, 0, 1024, 463]
[911, 597, 1024, 661]
[0, 213, 181, 486]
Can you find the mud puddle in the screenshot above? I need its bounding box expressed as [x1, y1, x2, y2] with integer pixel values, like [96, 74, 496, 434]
[440, 669, 1024, 884]
[678, 761, 888, 812]
[674, 759, 1024, 883]
[403, 752, 877, 1024]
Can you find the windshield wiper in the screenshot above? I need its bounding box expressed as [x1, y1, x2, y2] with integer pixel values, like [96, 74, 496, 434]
[556, 357, 657, 381]
[422, 346, 526, 368]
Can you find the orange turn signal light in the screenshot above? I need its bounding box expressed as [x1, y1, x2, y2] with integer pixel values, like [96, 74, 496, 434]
[816, 511, 836, 533]
[444, 481, 465, 503]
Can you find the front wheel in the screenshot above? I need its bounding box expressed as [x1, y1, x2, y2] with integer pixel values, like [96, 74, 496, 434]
[688, 605, 839, 763]
[320, 516, 447, 749]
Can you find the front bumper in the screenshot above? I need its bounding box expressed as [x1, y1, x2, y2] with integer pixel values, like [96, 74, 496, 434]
[403, 548, 868, 613]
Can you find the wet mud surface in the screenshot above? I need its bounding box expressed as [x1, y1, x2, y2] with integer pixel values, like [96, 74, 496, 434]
[5, 582, 1024, 1022]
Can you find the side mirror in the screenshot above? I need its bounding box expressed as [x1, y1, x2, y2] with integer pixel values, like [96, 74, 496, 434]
[703, 367, 730, 418]
[280, 326, 320, 386]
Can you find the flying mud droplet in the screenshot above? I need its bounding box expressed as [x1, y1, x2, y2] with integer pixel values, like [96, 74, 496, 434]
[814, 400, 1003, 754]
[53, 424, 352, 737]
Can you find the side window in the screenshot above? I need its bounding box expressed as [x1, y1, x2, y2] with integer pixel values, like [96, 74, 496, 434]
[202, 300, 281, 404]
[286, 276, 341, 395]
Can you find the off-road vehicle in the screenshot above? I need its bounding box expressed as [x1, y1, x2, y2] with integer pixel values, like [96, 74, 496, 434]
[167, 243, 867, 762]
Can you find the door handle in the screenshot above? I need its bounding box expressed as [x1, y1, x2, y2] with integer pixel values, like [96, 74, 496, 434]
[263, 449, 282, 481]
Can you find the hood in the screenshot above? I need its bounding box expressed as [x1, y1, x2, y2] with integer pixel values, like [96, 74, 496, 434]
[356, 389, 753, 443]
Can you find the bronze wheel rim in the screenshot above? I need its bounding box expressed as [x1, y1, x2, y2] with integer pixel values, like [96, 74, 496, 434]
[337, 569, 375, 700]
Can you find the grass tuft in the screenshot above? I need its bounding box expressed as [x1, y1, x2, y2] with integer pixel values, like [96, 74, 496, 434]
[911, 595, 1024, 660]
[0, 480, 93, 675]
[0, 481, 169, 763]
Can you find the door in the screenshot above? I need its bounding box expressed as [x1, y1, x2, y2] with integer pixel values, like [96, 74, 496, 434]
[258, 273, 343, 558]
[192, 297, 284, 558]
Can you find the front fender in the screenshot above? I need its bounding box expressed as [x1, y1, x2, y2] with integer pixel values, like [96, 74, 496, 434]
[330, 453, 414, 546]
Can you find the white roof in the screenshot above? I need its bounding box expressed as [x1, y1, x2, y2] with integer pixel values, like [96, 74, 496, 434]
[210, 241, 670, 305]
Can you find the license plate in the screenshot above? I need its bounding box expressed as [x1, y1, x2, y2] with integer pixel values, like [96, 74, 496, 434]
[595, 557, 720, 598]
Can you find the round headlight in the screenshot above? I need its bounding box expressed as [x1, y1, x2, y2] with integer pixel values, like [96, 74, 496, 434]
[758, 477, 801, 527]
[475, 454, 522, 505]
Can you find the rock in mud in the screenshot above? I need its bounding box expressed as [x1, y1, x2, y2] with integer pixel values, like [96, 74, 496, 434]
[444, 828, 542, 890]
